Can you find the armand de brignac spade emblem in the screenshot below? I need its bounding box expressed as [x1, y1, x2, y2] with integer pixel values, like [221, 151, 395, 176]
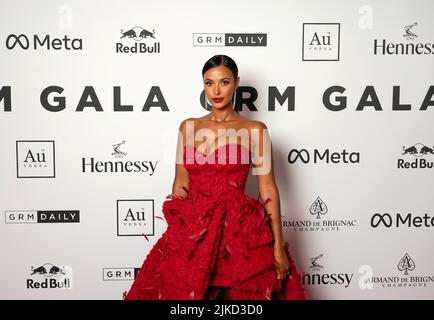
[310, 196, 328, 219]
[397, 253, 415, 275]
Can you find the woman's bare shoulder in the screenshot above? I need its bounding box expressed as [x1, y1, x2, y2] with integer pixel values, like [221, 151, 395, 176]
[245, 120, 269, 149]
[245, 119, 268, 130]
[178, 117, 197, 131]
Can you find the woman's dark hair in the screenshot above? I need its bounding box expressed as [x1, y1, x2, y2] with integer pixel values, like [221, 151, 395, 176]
[202, 54, 238, 80]
[202, 54, 239, 112]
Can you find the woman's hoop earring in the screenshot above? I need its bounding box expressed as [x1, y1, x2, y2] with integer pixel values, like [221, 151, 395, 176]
[205, 94, 212, 107]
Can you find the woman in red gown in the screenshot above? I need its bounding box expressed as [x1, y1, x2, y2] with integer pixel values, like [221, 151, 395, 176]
[124, 55, 305, 300]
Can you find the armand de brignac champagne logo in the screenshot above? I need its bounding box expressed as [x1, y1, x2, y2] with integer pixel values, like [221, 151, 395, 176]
[282, 196, 356, 232]
[310, 197, 328, 219]
[397, 253, 416, 275]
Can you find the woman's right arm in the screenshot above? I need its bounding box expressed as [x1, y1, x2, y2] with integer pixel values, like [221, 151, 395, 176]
[171, 119, 190, 198]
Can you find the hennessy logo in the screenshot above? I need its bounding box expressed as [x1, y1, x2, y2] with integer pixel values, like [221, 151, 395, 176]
[112, 140, 127, 158]
[403, 22, 418, 41]
[309, 254, 324, 272]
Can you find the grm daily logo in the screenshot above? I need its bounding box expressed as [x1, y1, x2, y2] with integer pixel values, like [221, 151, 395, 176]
[193, 33, 267, 46]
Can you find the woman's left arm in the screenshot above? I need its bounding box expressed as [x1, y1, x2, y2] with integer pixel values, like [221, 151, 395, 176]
[252, 121, 284, 251]
[252, 121, 289, 279]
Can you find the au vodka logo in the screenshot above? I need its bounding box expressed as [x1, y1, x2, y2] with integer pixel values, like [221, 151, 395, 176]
[302, 23, 340, 61]
[16, 140, 55, 178]
[117, 199, 165, 238]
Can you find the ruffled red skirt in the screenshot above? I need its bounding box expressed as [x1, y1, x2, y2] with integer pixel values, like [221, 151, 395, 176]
[123, 184, 306, 300]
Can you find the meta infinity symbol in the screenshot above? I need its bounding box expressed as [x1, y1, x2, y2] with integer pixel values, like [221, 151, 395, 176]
[288, 149, 310, 163]
[6, 34, 29, 49]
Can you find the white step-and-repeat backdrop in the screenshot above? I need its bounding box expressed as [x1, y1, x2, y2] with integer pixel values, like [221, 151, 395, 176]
[1, 0, 433, 299]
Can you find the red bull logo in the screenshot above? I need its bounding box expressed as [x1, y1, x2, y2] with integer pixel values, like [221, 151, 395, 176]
[30, 263, 66, 277]
[399, 143, 434, 169]
[27, 263, 72, 290]
[117, 26, 160, 54]
[27, 278, 71, 289]
[402, 143, 434, 156]
[120, 26, 155, 41]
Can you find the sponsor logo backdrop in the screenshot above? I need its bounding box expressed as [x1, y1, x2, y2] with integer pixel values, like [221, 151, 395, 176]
[1, 0, 433, 299]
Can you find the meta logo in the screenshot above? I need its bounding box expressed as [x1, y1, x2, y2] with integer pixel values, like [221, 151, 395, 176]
[102, 268, 140, 281]
[116, 26, 160, 54]
[5, 34, 82, 50]
[398, 143, 433, 169]
[288, 148, 360, 164]
[193, 33, 267, 47]
[370, 213, 434, 228]
[5, 210, 80, 224]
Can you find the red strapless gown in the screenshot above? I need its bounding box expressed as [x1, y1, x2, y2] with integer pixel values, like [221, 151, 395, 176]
[123, 143, 305, 300]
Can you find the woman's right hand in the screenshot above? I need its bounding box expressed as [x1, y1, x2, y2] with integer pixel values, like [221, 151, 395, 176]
[170, 185, 189, 199]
